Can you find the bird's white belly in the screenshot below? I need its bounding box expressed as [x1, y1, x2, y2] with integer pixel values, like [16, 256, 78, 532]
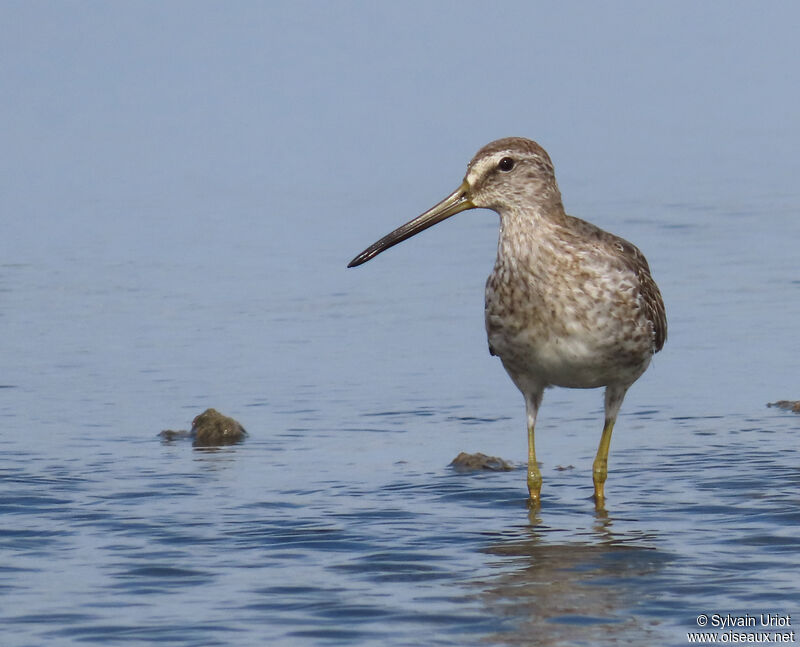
[515, 334, 641, 388]
[485, 296, 653, 390]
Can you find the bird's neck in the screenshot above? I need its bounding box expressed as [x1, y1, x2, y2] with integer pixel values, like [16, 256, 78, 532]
[495, 202, 568, 270]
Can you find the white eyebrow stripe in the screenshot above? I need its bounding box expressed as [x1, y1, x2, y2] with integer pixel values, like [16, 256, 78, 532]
[466, 153, 506, 185]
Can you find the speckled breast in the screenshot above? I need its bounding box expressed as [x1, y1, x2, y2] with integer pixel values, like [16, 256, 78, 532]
[484, 252, 654, 391]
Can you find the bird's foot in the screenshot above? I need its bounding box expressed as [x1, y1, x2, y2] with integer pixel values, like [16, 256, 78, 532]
[527, 469, 542, 506]
[592, 490, 607, 513]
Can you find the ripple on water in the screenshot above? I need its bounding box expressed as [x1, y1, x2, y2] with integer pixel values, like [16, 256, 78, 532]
[2, 400, 800, 646]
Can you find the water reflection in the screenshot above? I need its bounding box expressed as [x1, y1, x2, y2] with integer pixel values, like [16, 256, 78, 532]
[478, 509, 671, 645]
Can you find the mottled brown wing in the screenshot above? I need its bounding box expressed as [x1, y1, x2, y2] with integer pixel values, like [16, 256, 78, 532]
[565, 215, 667, 353]
[612, 237, 667, 353]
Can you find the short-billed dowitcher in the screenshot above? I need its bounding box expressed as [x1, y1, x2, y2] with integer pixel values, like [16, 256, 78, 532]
[348, 137, 666, 505]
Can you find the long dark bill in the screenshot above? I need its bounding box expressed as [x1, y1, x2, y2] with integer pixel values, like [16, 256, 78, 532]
[347, 180, 474, 268]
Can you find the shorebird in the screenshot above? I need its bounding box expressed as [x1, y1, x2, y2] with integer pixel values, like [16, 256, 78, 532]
[348, 137, 666, 505]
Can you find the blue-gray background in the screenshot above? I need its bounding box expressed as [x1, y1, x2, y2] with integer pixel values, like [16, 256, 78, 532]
[2, 3, 799, 646]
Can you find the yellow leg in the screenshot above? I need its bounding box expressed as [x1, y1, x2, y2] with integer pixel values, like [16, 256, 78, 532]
[521, 389, 543, 504]
[592, 417, 615, 503]
[527, 419, 542, 503]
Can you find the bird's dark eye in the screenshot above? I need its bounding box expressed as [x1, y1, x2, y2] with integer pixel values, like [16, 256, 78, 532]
[498, 157, 514, 172]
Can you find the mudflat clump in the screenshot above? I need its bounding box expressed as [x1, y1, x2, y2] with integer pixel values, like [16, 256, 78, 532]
[767, 400, 800, 413]
[158, 429, 193, 441]
[158, 408, 247, 447]
[450, 451, 514, 472]
[191, 408, 247, 446]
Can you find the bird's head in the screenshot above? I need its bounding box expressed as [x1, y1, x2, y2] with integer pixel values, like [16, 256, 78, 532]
[347, 137, 562, 268]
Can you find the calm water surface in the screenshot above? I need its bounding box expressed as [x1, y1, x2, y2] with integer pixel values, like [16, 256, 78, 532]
[2, 4, 800, 646]
[2, 189, 799, 646]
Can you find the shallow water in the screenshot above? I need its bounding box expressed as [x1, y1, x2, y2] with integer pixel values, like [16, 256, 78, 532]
[3, 3, 800, 646]
[3, 191, 799, 646]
